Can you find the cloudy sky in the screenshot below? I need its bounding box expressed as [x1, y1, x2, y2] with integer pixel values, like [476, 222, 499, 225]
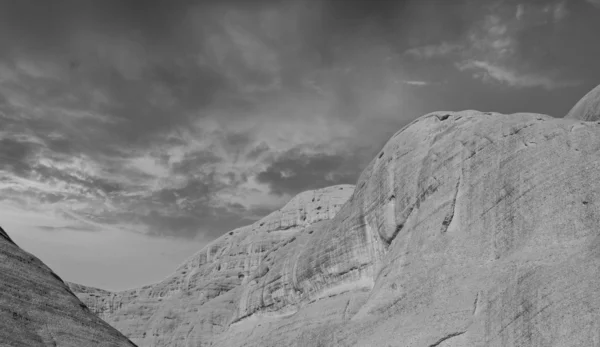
[1, 0, 599, 291]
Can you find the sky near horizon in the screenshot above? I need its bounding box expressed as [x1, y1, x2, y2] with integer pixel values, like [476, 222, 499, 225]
[1, 0, 599, 291]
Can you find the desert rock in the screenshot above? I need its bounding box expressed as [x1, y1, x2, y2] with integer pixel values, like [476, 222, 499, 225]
[69, 184, 355, 346]
[72, 110, 600, 346]
[566, 84, 600, 121]
[0, 226, 136, 347]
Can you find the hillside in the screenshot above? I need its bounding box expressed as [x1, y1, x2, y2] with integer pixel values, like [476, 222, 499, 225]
[70, 109, 600, 346]
[0, 226, 136, 347]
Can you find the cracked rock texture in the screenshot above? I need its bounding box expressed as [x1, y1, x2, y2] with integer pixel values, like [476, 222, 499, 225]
[73, 110, 600, 346]
[566, 83, 600, 121]
[0, 227, 136, 347]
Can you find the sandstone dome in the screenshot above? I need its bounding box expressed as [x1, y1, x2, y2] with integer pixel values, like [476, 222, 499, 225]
[69, 110, 600, 347]
[566, 83, 600, 121]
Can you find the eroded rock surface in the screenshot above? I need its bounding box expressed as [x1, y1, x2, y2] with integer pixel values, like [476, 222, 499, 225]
[69, 185, 355, 346]
[566, 84, 600, 121]
[0, 227, 136, 347]
[73, 111, 600, 347]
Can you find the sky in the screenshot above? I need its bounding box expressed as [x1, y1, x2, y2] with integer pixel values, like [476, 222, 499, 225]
[1, 0, 599, 291]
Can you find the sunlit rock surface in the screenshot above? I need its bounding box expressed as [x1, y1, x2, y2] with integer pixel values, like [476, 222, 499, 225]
[73, 110, 600, 346]
[69, 185, 355, 346]
[0, 227, 136, 347]
[566, 84, 600, 121]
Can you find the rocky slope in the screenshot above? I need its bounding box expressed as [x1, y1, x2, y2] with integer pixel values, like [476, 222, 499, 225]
[69, 185, 355, 346]
[72, 110, 600, 346]
[566, 83, 600, 121]
[0, 226, 136, 347]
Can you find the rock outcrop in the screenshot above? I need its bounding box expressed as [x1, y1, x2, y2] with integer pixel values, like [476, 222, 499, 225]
[0, 226, 136, 347]
[69, 185, 355, 346]
[72, 110, 600, 347]
[566, 84, 600, 121]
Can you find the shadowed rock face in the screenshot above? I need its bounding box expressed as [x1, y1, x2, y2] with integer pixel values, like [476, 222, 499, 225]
[0, 227, 136, 347]
[566, 84, 600, 121]
[73, 110, 600, 347]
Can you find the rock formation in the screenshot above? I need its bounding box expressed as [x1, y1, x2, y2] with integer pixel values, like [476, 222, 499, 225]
[72, 110, 600, 346]
[0, 226, 136, 347]
[69, 185, 355, 346]
[566, 83, 600, 121]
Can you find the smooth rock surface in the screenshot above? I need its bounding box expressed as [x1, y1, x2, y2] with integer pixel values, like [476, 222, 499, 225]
[73, 110, 600, 347]
[0, 226, 136, 347]
[566, 84, 600, 121]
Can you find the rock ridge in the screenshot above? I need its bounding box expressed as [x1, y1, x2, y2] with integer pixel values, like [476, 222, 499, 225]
[69, 184, 355, 346]
[73, 109, 600, 346]
[0, 226, 136, 347]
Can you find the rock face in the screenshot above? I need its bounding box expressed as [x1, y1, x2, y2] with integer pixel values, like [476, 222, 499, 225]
[566, 84, 600, 121]
[69, 185, 355, 346]
[0, 226, 136, 347]
[72, 110, 600, 347]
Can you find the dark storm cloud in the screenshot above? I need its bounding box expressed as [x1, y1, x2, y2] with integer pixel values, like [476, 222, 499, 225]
[38, 193, 66, 204]
[0, 1, 229, 153]
[170, 150, 223, 175]
[157, 176, 222, 203]
[223, 132, 253, 151]
[513, 0, 600, 82]
[2, 0, 599, 242]
[0, 0, 195, 48]
[140, 211, 203, 239]
[33, 165, 123, 195]
[0, 137, 40, 176]
[124, 170, 258, 238]
[129, 173, 256, 238]
[256, 147, 363, 196]
[246, 142, 270, 160]
[140, 205, 255, 239]
[0, 0, 480, 152]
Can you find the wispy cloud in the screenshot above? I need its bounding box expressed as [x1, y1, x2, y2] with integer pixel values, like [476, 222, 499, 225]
[401, 80, 442, 87]
[404, 42, 462, 59]
[0, 0, 416, 241]
[457, 60, 580, 90]
[514, 1, 570, 23]
[37, 224, 100, 232]
[398, 1, 578, 90]
[586, 0, 600, 9]
[0, 0, 597, 247]
[453, 1, 580, 89]
[1, 0, 599, 290]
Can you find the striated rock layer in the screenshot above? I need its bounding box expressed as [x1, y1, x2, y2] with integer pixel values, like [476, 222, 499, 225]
[69, 185, 355, 346]
[0, 226, 136, 347]
[73, 110, 600, 346]
[566, 83, 600, 121]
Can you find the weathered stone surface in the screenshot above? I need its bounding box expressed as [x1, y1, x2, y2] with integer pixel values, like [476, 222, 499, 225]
[69, 185, 355, 346]
[73, 110, 600, 346]
[0, 226, 136, 347]
[566, 84, 600, 121]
